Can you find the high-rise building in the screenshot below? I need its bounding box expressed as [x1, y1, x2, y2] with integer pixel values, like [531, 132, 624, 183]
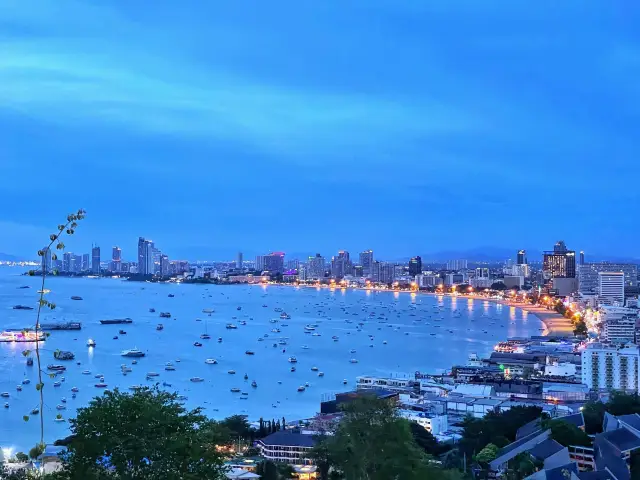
[446, 259, 468, 271]
[372, 261, 395, 284]
[331, 250, 351, 279]
[598, 272, 625, 306]
[475, 268, 490, 279]
[255, 255, 266, 272]
[517, 250, 527, 265]
[236, 252, 243, 270]
[286, 259, 299, 270]
[262, 252, 285, 274]
[600, 306, 638, 344]
[111, 246, 122, 272]
[63, 252, 73, 272]
[408, 256, 422, 276]
[308, 254, 325, 280]
[359, 250, 374, 277]
[580, 251, 585, 265]
[579, 263, 637, 295]
[81, 253, 89, 272]
[543, 241, 576, 279]
[91, 245, 101, 274]
[581, 343, 639, 392]
[137, 237, 155, 275]
[160, 254, 170, 277]
[41, 246, 52, 273]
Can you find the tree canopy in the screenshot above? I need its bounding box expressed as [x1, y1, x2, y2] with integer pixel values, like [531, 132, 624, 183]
[50, 387, 227, 479]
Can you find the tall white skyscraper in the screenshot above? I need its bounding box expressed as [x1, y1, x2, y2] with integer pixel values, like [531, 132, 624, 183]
[598, 272, 625, 306]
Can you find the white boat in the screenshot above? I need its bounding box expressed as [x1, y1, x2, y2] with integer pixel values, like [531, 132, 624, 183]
[121, 348, 145, 358]
[297, 386, 306, 392]
[311, 366, 319, 371]
[288, 356, 297, 363]
[54, 417, 65, 423]
[82, 370, 91, 375]
[146, 372, 159, 377]
[205, 359, 217, 365]
[87, 339, 96, 347]
[190, 377, 204, 383]
[129, 385, 143, 391]
[0, 393, 9, 398]
[350, 359, 358, 364]
[56, 404, 66, 410]
[71, 387, 79, 392]
[304, 326, 315, 331]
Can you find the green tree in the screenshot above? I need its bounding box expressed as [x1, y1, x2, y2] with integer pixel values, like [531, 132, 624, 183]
[277, 463, 295, 478]
[221, 414, 252, 440]
[52, 387, 227, 479]
[630, 449, 640, 480]
[409, 421, 443, 456]
[543, 419, 591, 447]
[607, 391, 640, 416]
[573, 320, 588, 336]
[14, 452, 29, 463]
[28, 444, 44, 460]
[490, 282, 507, 291]
[325, 396, 432, 479]
[255, 460, 278, 480]
[310, 436, 333, 480]
[582, 401, 606, 434]
[475, 443, 499, 465]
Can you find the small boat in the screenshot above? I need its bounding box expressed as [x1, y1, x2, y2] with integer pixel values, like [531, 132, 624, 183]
[350, 359, 358, 364]
[280, 313, 291, 319]
[297, 386, 305, 392]
[156, 324, 164, 331]
[149, 308, 156, 313]
[251, 381, 257, 388]
[54, 416, 66, 422]
[228, 370, 236, 375]
[343, 379, 348, 384]
[100, 318, 133, 325]
[200, 333, 211, 340]
[318, 372, 325, 377]
[13, 305, 34, 310]
[226, 324, 238, 330]
[165, 365, 176, 371]
[311, 366, 319, 371]
[168, 294, 175, 298]
[47, 365, 66, 371]
[31, 408, 40, 415]
[305, 382, 310, 387]
[56, 404, 66, 410]
[119, 330, 127, 335]
[288, 356, 297, 363]
[205, 359, 217, 365]
[70, 296, 83, 301]
[4, 403, 8, 408]
[290, 367, 296, 372]
[0, 393, 9, 398]
[54, 350, 75, 360]
[26, 357, 34, 366]
[159, 312, 171, 318]
[87, 339, 96, 347]
[193, 342, 202, 347]
[132, 360, 138, 364]
[71, 387, 79, 392]
[113, 336, 119, 340]
[61, 397, 67, 403]
[94, 374, 103, 378]
[230, 387, 241, 393]
[146, 372, 159, 377]
[236, 306, 242, 311]
[190, 377, 204, 383]
[16, 385, 22, 391]
[245, 351, 255, 355]
[121, 348, 145, 358]
[95, 383, 108, 388]
[53, 381, 61, 387]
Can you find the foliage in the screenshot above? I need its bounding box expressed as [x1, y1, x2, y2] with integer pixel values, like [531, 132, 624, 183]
[607, 391, 640, 416]
[310, 435, 333, 480]
[51, 387, 226, 479]
[409, 421, 446, 456]
[255, 461, 278, 480]
[27, 444, 44, 460]
[276, 463, 295, 479]
[543, 419, 591, 447]
[220, 415, 253, 441]
[460, 406, 542, 457]
[24, 208, 86, 458]
[573, 319, 588, 336]
[14, 453, 29, 463]
[630, 449, 640, 480]
[322, 396, 443, 479]
[490, 282, 507, 291]
[582, 401, 606, 434]
[474, 443, 499, 465]
[0, 464, 37, 480]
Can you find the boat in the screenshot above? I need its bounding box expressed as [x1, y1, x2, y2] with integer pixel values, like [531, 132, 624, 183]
[290, 367, 296, 372]
[119, 330, 127, 335]
[245, 351, 255, 355]
[218, 337, 223, 343]
[205, 359, 217, 365]
[71, 387, 79, 392]
[149, 308, 156, 313]
[190, 377, 204, 383]
[193, 342, 202, 347]
[70, 296, 83, 301]
[95, 383, 108, 388]
[41, 322, 82, 331]
[146, 372, 159, 377]
[3, 403, 7, 408]
[297, 386, 305, 392]
[230, 387, 241, 393]
[81, 370, 91, 375]
[159, 312, 171, 318]
[31, 408, 40, 415]
[343, 379, 348, 384]
[318, 372, 324, 377]
[53, 381, 61, 387]
[26, 357, 34, 366]
[56, 404, 66, 410]
[121, 348, 145, 358]
[13, 305, 34, 310]
[304, 325, 315, 331]
[311, 366, 319, 371]
[53, 350, 75, 361]
[202, 308, 214, 314]
[61, 397, 67, 403]
[288, 356, 297, 363]
[251, 381, 257, 388]
[16, 385, 22, 391]
[121, 365, 132, 373]
[156, 324, 164, 331]
[200, 334, 210, 340]
[22, 379, 30, 385]
[54, 416, 66, 422]
[0, 393, 9, 398]
[100, 318, 133, 325]
[47, 364, 66, 371]
[236, 306, 242, 311]
[168, 294, 175, 298]
[350, 359, 358, 364]
[18, 285, 30, 289]
[225, 324, 238, 329]
[280, 312, 291, 319]
[165, 365, 176, 371]
[87, 339, 96, 347]
[228, 370, 236, 375]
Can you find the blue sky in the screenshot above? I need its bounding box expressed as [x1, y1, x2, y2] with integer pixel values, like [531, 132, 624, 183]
[1, 1, 638, 261]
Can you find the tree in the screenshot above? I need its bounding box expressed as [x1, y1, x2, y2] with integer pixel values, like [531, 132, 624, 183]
[28, 444, 44, 460]
[544, 419, 591, 447]
[409, 422, 443, 456]
[490, 282, 507, 291]
[325, 396, 432, 479]
[277, 463, 295, 479]
[310, 435, 333, 480]
[255, 460, 278, 480]
[475, 443, 499, 465]
[573, 319, 588, 336]
[220, 415, 252, 441]
[607, 391, 640, 416]
[582, 401, 606, 434]
[52, 387, 227, 479]
[14, 452, 29, 463]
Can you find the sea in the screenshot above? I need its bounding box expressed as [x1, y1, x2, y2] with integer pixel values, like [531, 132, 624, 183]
[0, 267, 543, 450]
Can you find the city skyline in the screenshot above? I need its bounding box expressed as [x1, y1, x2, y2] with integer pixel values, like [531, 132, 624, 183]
[1, 1, 638, 258]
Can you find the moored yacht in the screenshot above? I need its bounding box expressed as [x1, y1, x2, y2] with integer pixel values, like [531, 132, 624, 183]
[121, 348, 145, 358]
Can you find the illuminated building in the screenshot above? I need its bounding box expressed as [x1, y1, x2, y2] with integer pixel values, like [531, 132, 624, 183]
[111, 246, 122, 272]
[598, 272, 625, 306]
[543, 241, 576, 279]
[330, 250, 351, 278]
[517, 249, 527, 265]
[446, 259, 468, 271]
[137, 237, 156, 275]
[81, 253, 89, 272]
[372, 261, 395, 284]
[408, 256, 422, 276]
[359, 250, 374, 276]
[236, 252, 243, 270]
[307, 254, 325, 280]
[581, 343, 639, 392]
[579, 263, 637, 295]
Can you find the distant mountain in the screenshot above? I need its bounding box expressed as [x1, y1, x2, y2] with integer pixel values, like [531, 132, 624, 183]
[0, 252, 20, 261]
[421, 247, 538, 263]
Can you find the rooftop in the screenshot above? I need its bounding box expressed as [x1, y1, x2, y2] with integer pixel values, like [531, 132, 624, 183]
[601, 428, 640, 452]
[529, 438, 566, 460]
[258, 431, 317, 448]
